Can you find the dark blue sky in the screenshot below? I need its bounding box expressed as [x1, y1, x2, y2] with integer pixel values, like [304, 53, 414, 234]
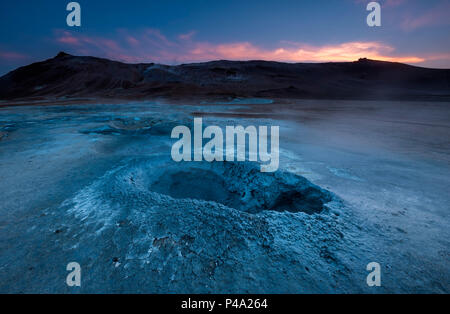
[0, 0, 449, 75]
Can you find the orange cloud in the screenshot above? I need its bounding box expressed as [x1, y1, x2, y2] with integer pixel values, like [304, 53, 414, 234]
[54, 29, 427, 66]
[187, 41, 424, 63]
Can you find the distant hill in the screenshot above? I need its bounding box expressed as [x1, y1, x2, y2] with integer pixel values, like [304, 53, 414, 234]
[0, 52, 449, 101]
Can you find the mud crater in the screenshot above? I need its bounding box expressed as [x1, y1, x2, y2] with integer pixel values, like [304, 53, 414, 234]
[149, 162, 332, 215]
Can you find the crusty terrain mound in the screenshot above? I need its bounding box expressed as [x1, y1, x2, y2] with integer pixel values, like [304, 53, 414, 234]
[0, 52, 449, 101]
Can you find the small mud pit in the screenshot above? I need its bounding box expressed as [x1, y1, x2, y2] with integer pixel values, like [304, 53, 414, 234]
[268, 190, 327, 215]
[148, 162, 333, 215]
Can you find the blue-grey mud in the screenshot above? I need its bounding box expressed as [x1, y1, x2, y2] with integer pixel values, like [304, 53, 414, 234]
[0, 99, 449, 293]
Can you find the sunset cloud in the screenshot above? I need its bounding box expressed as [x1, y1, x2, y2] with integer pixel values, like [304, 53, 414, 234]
[401, 1, 450, 31]
[355, 0, 450, 31]
[186, 41, 424, 64]
[0, 50, 28, 61]
[54, 29, 426, 65]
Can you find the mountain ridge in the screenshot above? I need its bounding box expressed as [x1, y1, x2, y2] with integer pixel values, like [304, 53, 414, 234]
[0, 52, 449, 101]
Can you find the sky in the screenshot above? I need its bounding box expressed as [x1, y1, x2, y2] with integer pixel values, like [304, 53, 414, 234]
[0, 0, 449, 75]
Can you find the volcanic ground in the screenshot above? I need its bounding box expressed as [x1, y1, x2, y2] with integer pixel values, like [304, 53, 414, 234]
[0, 98, 449, 293]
